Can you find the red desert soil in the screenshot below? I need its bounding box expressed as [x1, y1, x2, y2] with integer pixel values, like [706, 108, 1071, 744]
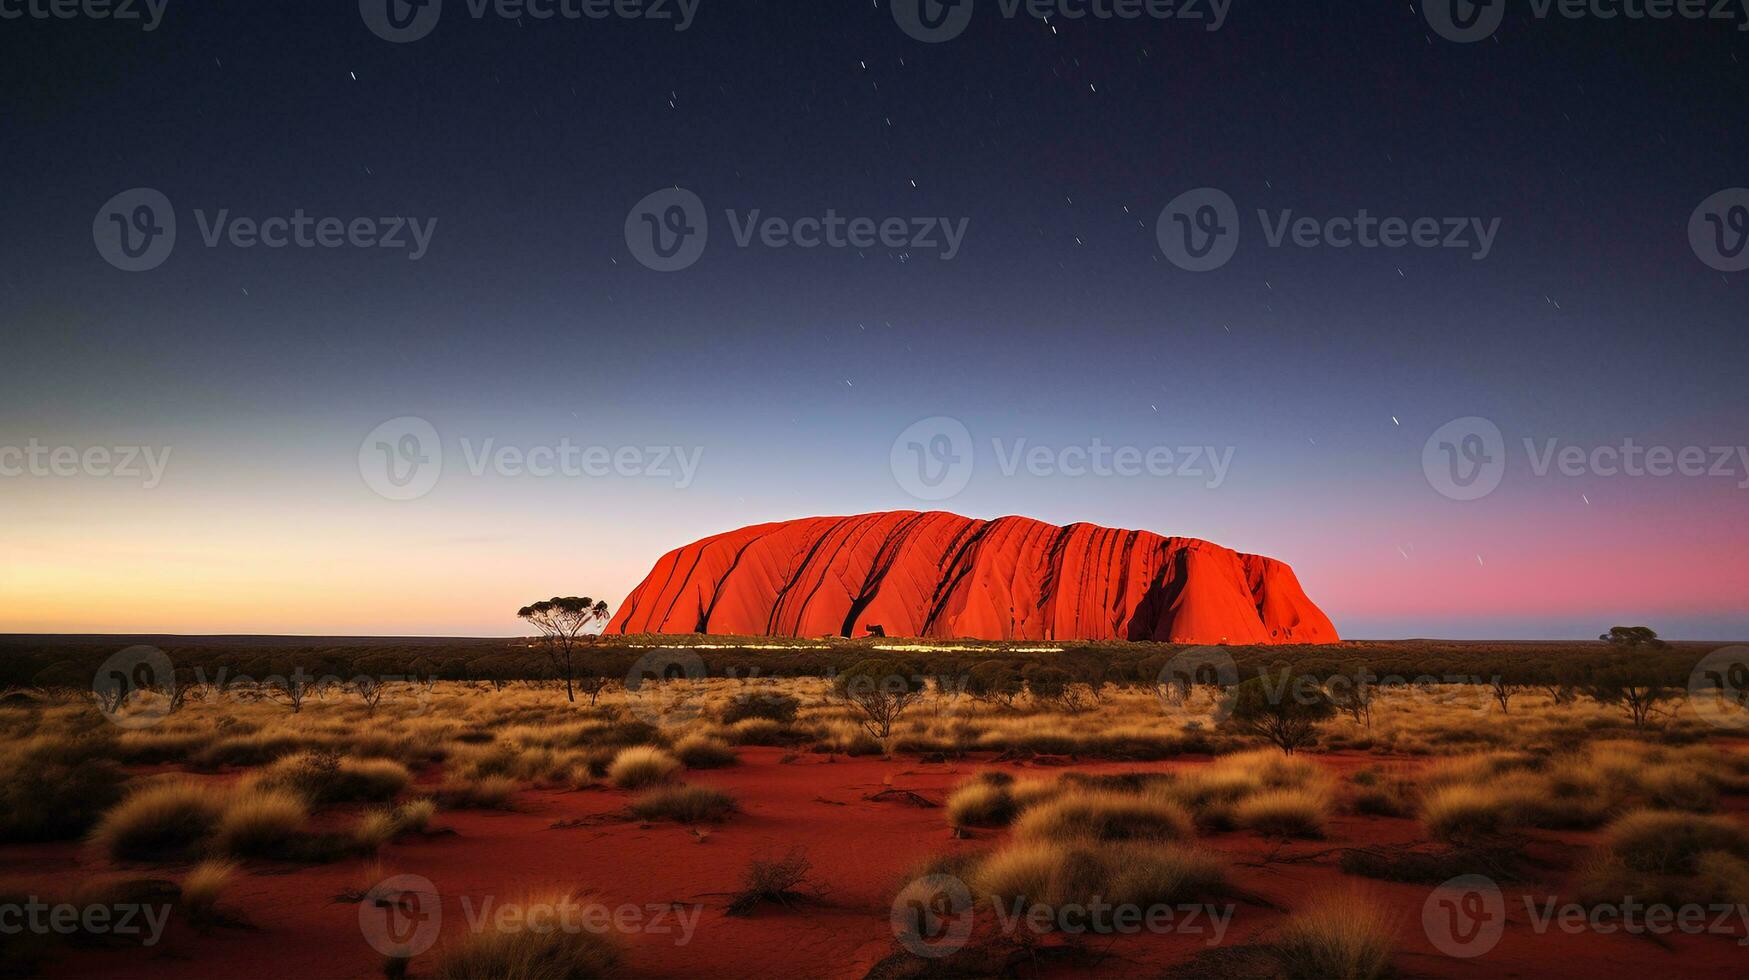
[10, 748, 1749, 979]
[607, 511, 1338, 644]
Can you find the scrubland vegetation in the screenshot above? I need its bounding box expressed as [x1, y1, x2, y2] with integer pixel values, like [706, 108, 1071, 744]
[0, 635, 1744, 977]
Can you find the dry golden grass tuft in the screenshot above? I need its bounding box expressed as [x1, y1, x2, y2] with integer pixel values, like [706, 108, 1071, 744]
[437, 774, 519, 810]
[212, 789, 310, 859]
[1012, 790, 1194, 843]
[431, 891, 622, 980]
[180, 859, 238, 924]
[629, 783, 738, 823]
[90, 779, 230, 861]
[1271, 889, 1397, 980]
[607, 746, 681, 789]
[972, 839, 1225, 912]
[945, 782, 1017, 829]
[673, 735, 739, 769]
[1233, 787, 1331, 839]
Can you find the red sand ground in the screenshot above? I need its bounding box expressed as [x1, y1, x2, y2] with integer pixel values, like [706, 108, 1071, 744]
[7, 748, 1748, 979]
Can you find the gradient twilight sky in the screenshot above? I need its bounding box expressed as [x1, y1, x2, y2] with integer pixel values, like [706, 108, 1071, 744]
[2, 3, 1746, 639]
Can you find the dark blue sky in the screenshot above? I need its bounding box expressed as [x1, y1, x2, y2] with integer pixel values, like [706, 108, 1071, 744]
[2, 2, 1746, 637]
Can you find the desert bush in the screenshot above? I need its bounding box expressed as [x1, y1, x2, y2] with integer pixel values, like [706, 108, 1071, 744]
[945, 782, 1017, 829]
[1223, 673, 1336, 755]
[1234, 787, 1329, 839]
[728, 847, 818, 915]
[964, 662, 1024, 709]
[673, 735, 738, 769]
[1271, 890, 1396, 980]
[720, 693, 799, 725]
[727, 718, 790, 746]
[0, 736, 126, 843]
[213, 789, 310, 859]
[973, 840, 1224, 913]
[181, 859, 238, 926]
[1013, 791, 1194, 843]
[249, 751, 410, 805]
[1349, 769, 1415, 817]
[1600, 809, 1749, 875]
[432, 893, 621, 979]
[607, 746, 681, 788]
[437, 774, 519, 810]
[835, 659, 925, 738]
[91, 779, 229, 861]
[629, 784, 737, 822]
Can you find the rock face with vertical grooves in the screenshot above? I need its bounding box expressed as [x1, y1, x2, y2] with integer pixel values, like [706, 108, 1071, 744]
[606, 511, 1338, 644]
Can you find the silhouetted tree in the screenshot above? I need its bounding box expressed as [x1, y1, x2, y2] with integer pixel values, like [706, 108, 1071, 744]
[835, 658, 925, 739]
[517, 597, 611, 702]
[1224, 672, 1336, 755]
[1600, 626, 1667, 649]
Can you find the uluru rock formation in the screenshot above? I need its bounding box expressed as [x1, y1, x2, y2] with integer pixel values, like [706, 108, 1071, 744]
[607, 512, 1338, 644]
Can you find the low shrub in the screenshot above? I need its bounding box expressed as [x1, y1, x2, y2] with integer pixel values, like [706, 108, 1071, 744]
[607, 746, 680, 789]
[1013, 791, 1194, 843]
[1271, 889, 1396, 980]
[946, 782, 1016, 829]
[1234, 788, 1329, 839]
[90, 780, 229, 861]
[432, 892, 621, 979]
[629, 784, 737, 822]
[673, 735, 738, 769]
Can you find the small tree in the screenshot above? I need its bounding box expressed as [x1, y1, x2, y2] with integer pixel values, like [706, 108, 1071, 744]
[1487, 676, 1525, 715]
[263, 668, 314, 713]
[1600, 626, 1667, 649]
[1223, 673, 1336, 755]
[351, 675, 388, 714]
[1586, 664, 1676, 728]
[1325, 664, 1376, 729]
[1022, 664, 1092, 714]
[517, 597, 610, 703]
[835, 659, 925, 739]
[964, 661, 1024, 710]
